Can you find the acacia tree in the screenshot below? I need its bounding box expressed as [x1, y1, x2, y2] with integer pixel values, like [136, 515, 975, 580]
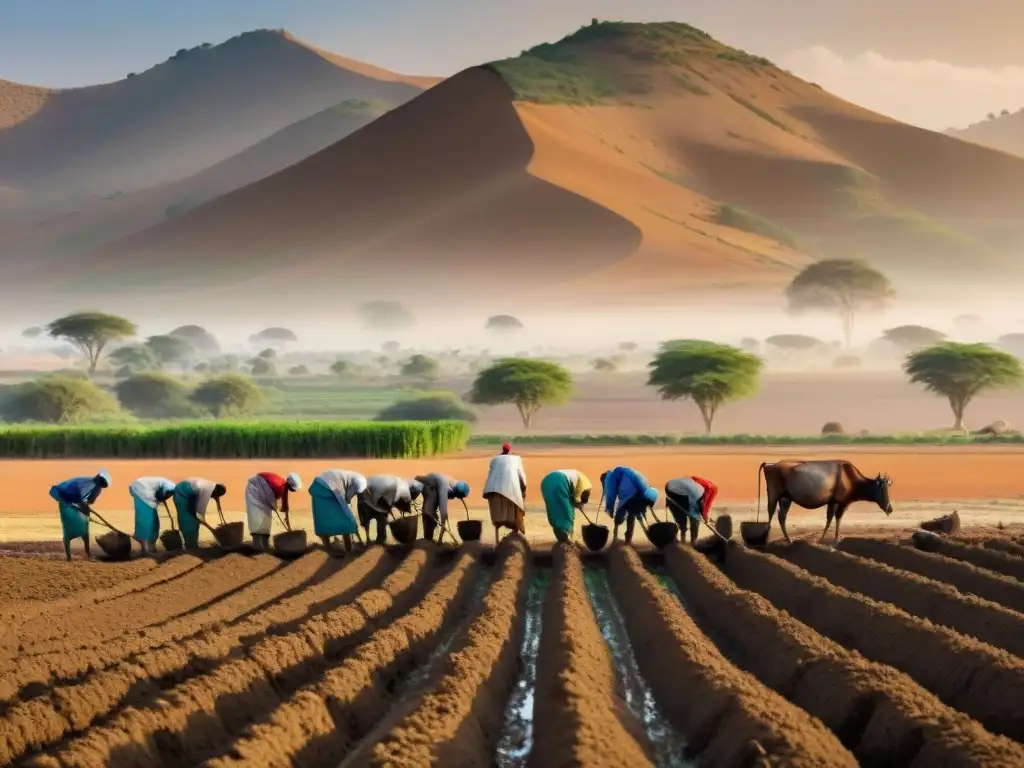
[46, 312, 137, 374]
[469, 358, 573, 429]
[647, 340, 762, 433]
[882, 325, 946, 351]
[765, 334, 824, 352]
[485, 315, 523, 332]
[108, 344, 156, 373]
[191, 373, 266, 417]
[249, 327, 297, 347]
[401, 354, 440, 383]
[145, 335, 194, 369]
[785, 260, 894, 348]
[169, 325, 219, 354]
[903, 342, 1024, 431]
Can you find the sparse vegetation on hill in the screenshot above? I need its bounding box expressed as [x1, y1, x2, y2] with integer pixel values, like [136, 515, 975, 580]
[486, 19, 774, 105]
[713, 204, 799, 249]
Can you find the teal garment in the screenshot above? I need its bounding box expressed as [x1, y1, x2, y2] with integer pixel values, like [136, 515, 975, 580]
[541, 471, 575, 536]
[57, 501, 89, 542]
[310, 477, 358, 536]
[173, 481, 202, 548]
[132, 496, 159, 544]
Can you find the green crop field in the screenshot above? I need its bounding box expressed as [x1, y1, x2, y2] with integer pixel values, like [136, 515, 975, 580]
[0, 421, 469, 459]
[253, 382, 407, 420]
[468, 432, 1024, 447]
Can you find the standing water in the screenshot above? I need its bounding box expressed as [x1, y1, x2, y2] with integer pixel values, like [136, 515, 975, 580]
[495, 572, 549, 767]
[584, 566, 694, 768]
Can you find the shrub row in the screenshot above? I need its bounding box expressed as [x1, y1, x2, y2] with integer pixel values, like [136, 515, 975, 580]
[0, 421, 470, 459]
[468, 432, 1024, 446]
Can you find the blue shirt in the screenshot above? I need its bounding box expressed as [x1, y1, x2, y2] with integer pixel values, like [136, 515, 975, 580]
[603, 466, 649, 515]
[50, 476, 105, 506]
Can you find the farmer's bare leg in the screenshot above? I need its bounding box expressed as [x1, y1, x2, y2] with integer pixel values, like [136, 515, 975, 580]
[494, 524, 501, 545]
[688, 517, 700, 544]
[625, 515, 636, 546]
[778, 498, 793, 543]
[319, 535, 333, 550]
[63, 538, 72, 562]
[343, 534, 354, 552]
[82, 536, 92, 560]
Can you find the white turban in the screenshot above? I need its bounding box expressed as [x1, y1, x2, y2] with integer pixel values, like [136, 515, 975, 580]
[286, 472, 303, 491]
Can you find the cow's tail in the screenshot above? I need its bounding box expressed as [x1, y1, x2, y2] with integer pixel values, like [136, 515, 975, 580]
[756, 462, 768, 522]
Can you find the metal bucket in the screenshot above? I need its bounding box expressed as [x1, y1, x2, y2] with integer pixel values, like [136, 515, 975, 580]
[273, 529, 308, 557]
[741, 522, 771, 548]
[457, 520, 482, 542]
[214, 522, 244, 550]
[646, 521, 679, 549]
[389, 516, 419, 545]
[159, 530, 183, 552]
[581, 523, 609, 552]
[96, 531, 132, 560]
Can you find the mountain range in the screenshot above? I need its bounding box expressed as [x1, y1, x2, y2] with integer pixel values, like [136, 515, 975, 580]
[2, 22, 1023, 315]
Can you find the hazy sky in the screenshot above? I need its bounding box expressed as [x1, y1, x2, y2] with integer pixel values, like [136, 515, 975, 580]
[2, 0, 1023, 130]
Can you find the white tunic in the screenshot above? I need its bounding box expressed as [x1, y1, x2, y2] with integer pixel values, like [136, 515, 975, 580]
[483, 454, 527, 509]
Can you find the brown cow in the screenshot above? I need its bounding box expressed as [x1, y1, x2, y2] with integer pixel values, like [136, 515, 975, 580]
[758, 460, 893, 543]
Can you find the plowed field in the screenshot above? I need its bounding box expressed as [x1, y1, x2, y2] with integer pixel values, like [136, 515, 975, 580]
[3, 531, 1024, 766]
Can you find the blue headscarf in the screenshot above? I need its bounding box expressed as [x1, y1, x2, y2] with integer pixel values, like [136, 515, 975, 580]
[643, 487, 659, 506]
[450, 481, 470, 499]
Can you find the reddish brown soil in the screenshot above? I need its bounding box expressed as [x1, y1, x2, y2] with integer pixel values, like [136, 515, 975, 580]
[837, 537, 1024, 613]
[608, 544, 857, 766]
[774, 541, 1024, 657]
[722, 546, 1024, 740]
[665, 544, 1024, 765]
[0, 556, 157, 604]
[530, 543, 654, 768]
[982, 539, 1024, 558]
[930, 539, 1024, 581]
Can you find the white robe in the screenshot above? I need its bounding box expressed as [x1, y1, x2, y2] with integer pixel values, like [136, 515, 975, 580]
[245, 475, 278, 535]
[483, 454, 527, 509]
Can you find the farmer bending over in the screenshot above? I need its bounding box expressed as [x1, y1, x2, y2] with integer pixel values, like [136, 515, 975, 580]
[49, 469, 111, 561]
[483, 443, 527, 544]
[129, 476, 176, 553]
[415, 473, 470, 543]
[309, 469, 367, 552]
[174, 478, 228, 548]
[359, 475, 424, 546]
[246, 471, 302, 551]
[541, 469, 592, 543]
[665, 476, 719, 544]
[602, 466, 658, 546]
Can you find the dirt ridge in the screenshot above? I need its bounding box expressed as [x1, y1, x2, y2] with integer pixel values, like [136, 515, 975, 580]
[722, 546, 1024, 740]
[666, 543, 1024, 765]
[774, 541, 1024, 656]
[837, 538, 1024, 613]
[206, 543, 484, 766]
[608, 544, 857, 766]
[929, 539, 1024, 580]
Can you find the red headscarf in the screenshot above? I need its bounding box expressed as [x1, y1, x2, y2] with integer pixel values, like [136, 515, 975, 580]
[501, 442, 512, 455]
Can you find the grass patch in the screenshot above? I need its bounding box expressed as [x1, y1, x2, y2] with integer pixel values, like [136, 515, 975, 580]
[0, 420, 469, 458]
[728, 93, 791, 132]
[485, 57, 617, 105]
[713, 204, 800, 248]
[469, 433, 1024, 447]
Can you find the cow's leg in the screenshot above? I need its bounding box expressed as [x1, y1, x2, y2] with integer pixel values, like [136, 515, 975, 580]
[820, 500, 836, 543]
[834, 505, 848, 542]
[778, 498, 793, 542]
[766, 493, 779, 527]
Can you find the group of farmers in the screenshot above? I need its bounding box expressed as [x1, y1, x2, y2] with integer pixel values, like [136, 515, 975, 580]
[48, 443, 721, 560]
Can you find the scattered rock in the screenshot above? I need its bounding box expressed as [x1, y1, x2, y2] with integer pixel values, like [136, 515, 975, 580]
[975, 420, 1013, 436]
[821, 421, 844, 435]
[920, 510, 961, 536]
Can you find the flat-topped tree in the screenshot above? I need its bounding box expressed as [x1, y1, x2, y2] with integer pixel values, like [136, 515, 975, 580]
[169, 324, 220, 354]
[903, 342, 1024, 432]
[485, 315, 524, 332]
[46, 311, 137, 375]
[249, 327, 297, 347]
[882, 325, 946, 351]
[401, 354, 440, 383]
[145, 334, 194, 369]
[765, 334, 825, 351]
[786, 260, 894, 348]
[469, 358, 573, 429]
[647, 339, 762, 433]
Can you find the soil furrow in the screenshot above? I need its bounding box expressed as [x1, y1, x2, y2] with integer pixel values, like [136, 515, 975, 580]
[33, 544, 438, 767]
[665, 543, 1024, 766]
[927, 539, 1024, 581]
[722, 545, 1024, 741]
[983, 539, 1024, 558]
[14, 554, 282, 656]
[344, 536, 530, 768]
[1, 547, 391, 707]
[204, 543, 487, 768]
[609, 544, 856, 767]
[774, 541, 1024, 656]
[837, 538, 1024, 613]
[0, 557, 159, 605]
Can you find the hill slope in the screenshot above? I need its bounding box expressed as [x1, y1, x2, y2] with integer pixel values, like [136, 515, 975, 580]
[0, 30, 434, 201]
[948, 110, 1024, 158]
[27, 21, 1024, 311]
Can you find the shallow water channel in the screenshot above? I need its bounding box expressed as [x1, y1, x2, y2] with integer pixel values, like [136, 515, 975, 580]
[495, 571, 549, 767]
[584, 566, 695, 768]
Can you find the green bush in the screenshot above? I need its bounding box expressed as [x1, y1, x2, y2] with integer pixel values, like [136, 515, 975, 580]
[0, 377, 121, 424]
[114, 372, 201, 418]
[0, 420, 470, 458]
[375, 391, 479, 422]
[713, 204, 800, 249]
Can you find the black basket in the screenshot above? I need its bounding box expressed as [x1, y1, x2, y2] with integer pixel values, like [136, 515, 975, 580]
[457, 520, 482, 542]
[646, 521, 679, 549]
[96, 531, 132, 560]
[740, 522, 771, 548]
[214, 522, 245, 550]
[389, 515, 419, 545]
[273, 529, 308, 557]
[159, 530, 183, 551]
[582, 523, 609, 552]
